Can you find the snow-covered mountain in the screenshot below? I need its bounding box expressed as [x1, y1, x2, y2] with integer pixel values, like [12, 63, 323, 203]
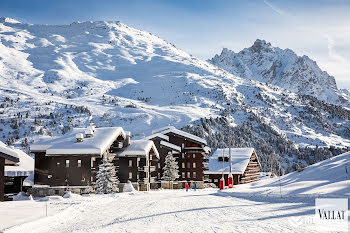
[209, 39, 350, 104]
[1, 17, 350, 174]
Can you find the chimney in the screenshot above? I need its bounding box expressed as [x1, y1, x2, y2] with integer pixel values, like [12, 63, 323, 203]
[85, 128, 94, 138]
[76, 133, 84, 142]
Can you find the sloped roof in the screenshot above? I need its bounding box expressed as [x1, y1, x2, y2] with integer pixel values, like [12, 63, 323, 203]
[117, 140, 159, 159]
[0, 141, 19, 164]
[152, 126, 207, 145]
[144, 133, 169, 141]
[205, 148, 258, 175]
[30, 127, 126, 156]
[5, 148, 34, 177]
[160, 140, 181, 152]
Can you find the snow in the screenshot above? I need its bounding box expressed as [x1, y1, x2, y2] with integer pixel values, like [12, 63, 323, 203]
[155, 126, 207, 145]
[0, 140, 19, 163]
[231, 150, 350, 197]
[30, 127, 126, 156]
[117, 140, 159, 159]
[205, 148, 256, 174]
[2, 151, 349, 232]
[1, 189, 347, 233]
[5, 148, 34, 177]
[144, 133, 170, 141]
[123, 181, 137, 193]
[23, 173, 34, 187]
[159, 140, 181, 152]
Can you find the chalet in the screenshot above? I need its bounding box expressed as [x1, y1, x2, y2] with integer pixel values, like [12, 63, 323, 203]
[30, 126, 127, 196]
[5, 147, 34, 198]
[0, 141, 19, 201]
[205, 148, 261, 187]
[146, 126, 210, 188]
[114, 139, 159, 191]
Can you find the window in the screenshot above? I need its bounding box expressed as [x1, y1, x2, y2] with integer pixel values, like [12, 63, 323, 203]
[187, 172, 191, 179]
[157, 163, 161, 169]
[187, 162, 190, 168]
[182, 162, 185, 169]
[209, 179, 212, 182]
[182, 172, 185, 178]
[158, 173, 161, 179]
[193, 172, 196, 178]
[182, 143, 184, 149]
[129, 172, 133, 179]
[129, 159, 133, 167]
[181, 153, 185, 159]
[193, 162, 196, 168]
[65, 160, 70, 168]
[77, 160, 81, 168]
[214, 179, 218, 183]
[193, 154, 195, 158]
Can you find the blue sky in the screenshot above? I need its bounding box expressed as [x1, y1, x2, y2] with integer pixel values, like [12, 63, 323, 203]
[1, 0, 349, 89]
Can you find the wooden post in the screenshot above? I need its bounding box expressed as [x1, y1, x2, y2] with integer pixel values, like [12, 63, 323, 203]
[0, 158, 4, 202]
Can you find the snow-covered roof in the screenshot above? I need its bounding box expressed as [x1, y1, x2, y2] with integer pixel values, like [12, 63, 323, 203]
[153, 126, 207, 145]
[117, 140, 159, 159]
[31, 127, 126, 156]
[5, 148, 34, 177]
[144, 133, 169, 141]
[0, 141, 19, 164]
[151, 126, 174, 134]
[205, 148, 257, 175]
[160, 140, 181, 152]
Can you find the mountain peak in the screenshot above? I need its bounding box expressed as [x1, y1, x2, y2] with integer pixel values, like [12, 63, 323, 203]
[209, 40, 341, 103]
[249, 39, 273, 53]
[0, 17, 21, 24]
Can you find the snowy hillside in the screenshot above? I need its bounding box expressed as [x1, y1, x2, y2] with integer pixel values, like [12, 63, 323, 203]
[209, 39, 350, 104]
[1, 17, 350, 174]
[232, 151, 350, 196]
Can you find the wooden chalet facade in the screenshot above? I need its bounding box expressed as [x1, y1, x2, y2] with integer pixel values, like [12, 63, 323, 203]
[114, 139, 159, 191]
[0, 141, 19, 201]
[205, 148, 260, 187]
[30, 126, 127, 196]
[30, 126, 161, 196]
[146, 126, 210, 188]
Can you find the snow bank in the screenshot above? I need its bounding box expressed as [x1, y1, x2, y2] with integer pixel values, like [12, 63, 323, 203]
[12, 192, 33, 201]
[231, 151, 350, 197]
[63, 191, 83, 199]
[37, 196, 65, 202]
[123, 182, 137, 193]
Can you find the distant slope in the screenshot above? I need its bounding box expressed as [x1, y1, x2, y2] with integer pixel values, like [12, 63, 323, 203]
[0, 17, 350, 174]
[232, 151, 350, 196]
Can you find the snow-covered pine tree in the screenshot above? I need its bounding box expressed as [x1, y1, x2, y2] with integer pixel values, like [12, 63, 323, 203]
[162, 153, 179, 189]
[95, 157, 119, 194]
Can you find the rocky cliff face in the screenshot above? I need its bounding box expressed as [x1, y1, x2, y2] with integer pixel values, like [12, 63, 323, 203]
[209, 39, 347, 104]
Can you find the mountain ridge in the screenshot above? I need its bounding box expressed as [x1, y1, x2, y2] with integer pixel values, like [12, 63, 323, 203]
[209, 39, 348, 105]
[0, 18, 349, 174]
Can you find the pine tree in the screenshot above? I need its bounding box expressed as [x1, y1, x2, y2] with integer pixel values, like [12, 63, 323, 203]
[162, 153, 179, 189]
[95, 157, 119, 194]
